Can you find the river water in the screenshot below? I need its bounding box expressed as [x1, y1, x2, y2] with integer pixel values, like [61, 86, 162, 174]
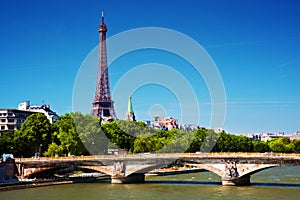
[1, 166, 300, 200]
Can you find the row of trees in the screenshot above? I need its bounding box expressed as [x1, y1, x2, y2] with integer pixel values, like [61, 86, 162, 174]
[103, 121, 300, 153]
[0, 112, 105, 157]
[1, 112, 300, 157]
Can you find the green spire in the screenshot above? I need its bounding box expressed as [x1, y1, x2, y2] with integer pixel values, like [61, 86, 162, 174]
[128, 96, 133, 113]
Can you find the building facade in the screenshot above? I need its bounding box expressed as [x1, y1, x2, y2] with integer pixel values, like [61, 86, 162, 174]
[18, 101, 58, 123]
[0, 101, 58, 134]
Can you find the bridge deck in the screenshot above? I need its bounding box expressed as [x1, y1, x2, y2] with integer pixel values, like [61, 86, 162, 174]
[16, 152, 300, 164]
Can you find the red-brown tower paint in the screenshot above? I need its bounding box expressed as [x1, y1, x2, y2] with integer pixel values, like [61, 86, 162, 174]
[91, 11, 117, 120]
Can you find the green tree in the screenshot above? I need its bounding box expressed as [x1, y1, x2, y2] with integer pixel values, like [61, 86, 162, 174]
[101, 120, 140, 152]
[73, 112, 108, 155]
[159, 129, 195, 153]
[44, 142, 64, 157]
[268, 138, 294, 153]
[14, 113, 52, 157]
[252, 140, 269, 152]
[51, 113, 89, 156]
[236, 135, 253, 152]
[186, 129, 207, 152]
[48, 112, 108, 156]
[102, 120, 192, 153]
[0, 131, 14, 154]
[215, 131, 232, 152]
[292, 139, 300, 153]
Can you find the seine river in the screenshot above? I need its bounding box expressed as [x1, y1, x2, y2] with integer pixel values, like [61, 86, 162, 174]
[1, 166, 300, 200]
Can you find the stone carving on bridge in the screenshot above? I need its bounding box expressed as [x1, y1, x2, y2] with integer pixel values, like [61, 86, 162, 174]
[113, 162, 126, 176]
[224, 160, 239, 178]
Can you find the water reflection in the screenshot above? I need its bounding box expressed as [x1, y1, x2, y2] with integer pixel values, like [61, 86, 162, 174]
[252, 182, 300, 187]
[146, 165, 300, 188]
[147, 180, 221, 185]
[146, 180, 300, 188]
[0, 166, 299, 200]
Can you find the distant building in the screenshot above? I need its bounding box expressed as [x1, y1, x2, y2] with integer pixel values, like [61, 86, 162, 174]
[210, 128, 224, 133]
[151, 117, 179, 130]
[246, 133, 262, 140]
[18, 101, 58, 123]
[0, 109, 32, 133]
[262, 133, 283, 142]
[287, 132, 300, 141]
[246, 132, 300, 142]
[0, 101, 58, 134]
[147, 116, 206, 132]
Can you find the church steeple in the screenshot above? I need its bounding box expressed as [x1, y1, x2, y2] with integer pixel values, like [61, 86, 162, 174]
[128, 96, 133, 113]
[125, 96, 136, 121]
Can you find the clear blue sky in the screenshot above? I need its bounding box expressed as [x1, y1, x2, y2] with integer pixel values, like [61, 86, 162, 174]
[1, 0, 299, 134]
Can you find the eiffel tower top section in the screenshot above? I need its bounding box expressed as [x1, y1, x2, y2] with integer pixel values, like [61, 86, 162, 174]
[98, 11, 107, 34]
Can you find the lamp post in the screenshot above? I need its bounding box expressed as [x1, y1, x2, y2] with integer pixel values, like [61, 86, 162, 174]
[39, 144, 42, 156]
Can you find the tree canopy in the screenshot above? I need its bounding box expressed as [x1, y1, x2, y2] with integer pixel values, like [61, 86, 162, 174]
[14, 113, 52, 157]
[1, 112, 299, 157]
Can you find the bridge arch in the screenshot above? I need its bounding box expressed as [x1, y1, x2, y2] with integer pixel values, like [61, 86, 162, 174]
[15, 153, 300, 185]
[242, 165, 279, 177]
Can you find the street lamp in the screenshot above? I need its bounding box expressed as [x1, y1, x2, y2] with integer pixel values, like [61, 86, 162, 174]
[39, 144, 42, 156]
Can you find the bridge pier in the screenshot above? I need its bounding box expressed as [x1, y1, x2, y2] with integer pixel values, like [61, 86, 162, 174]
[220, 160, 252, 186]
[111, 173, 145, 184]
[221, 175, 251, 186]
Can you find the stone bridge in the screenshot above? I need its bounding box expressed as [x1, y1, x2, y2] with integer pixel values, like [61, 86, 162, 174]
[15, 153, 300, 186]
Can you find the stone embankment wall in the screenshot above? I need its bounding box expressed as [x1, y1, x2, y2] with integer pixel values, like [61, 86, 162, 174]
[0, 158, 18, 183]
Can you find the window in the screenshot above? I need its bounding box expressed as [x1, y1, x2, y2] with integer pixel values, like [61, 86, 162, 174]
[7, 125, 15, 130]
[0, 125, 5, 130]
[8, 118, 14, 123]
[1, 119, 6, 123]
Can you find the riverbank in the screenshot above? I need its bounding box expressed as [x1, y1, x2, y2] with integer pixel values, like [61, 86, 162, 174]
[0, 180, 73, 191]
[0, 167, 202, 191]
[0, 175, 110, 191]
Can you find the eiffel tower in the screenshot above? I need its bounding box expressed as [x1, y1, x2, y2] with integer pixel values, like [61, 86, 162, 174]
[91, 11, 117, 122]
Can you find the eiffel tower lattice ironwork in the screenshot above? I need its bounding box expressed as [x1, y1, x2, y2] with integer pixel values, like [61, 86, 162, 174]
[91, 11, 117, 121]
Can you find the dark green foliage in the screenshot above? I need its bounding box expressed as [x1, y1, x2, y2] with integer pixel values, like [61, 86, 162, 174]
[73, 112, 108, 155]
[0, 131, 14, 154]
[100, 122, 300, 154]
[1, 112, 300, 157]
[292, 139, 300, 153]
[212, 132, 253, 152]
[46, 112, 108, 156]
[268, 137, 295, 153]
[252, 140, 269, 152]
[45, 112, 90, 157]
[101, 120, 137, 152]
[186, 129, 207, 152]
[102, 120, 195, 153]
[13, 113, 52, 157]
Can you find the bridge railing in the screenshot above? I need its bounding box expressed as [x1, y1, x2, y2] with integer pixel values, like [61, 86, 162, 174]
[15, 152, 300, 162]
